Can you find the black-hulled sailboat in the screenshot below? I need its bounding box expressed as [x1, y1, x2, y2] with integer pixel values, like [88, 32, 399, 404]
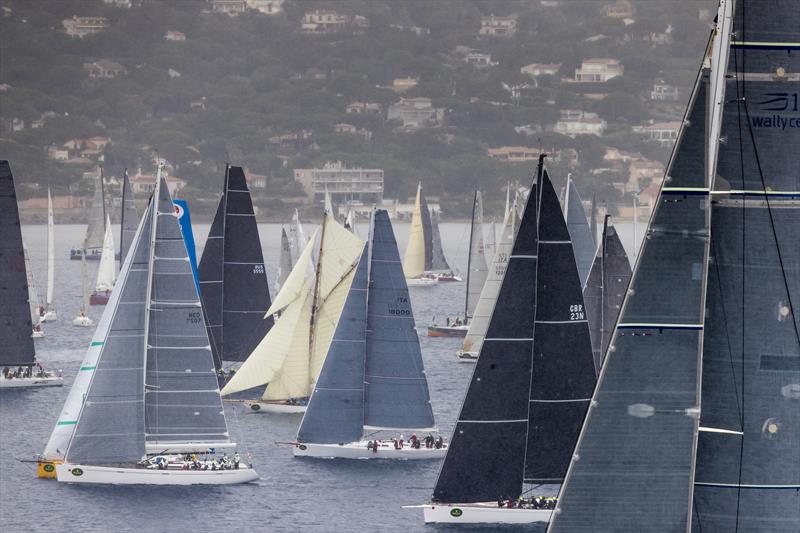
[291, 209, 444, 459]
[198, 165, 273, 371]
[408, 157, 596, 522]
[549, 2, 799, 531]
[0, 161, 63, 389]
[582, 215, 632, 373]
[40, 166, 257, 484]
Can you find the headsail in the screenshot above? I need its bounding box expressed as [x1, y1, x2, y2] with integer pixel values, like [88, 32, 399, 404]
[403, 183, 426, 278]
[429, 208, 450, 272]
[275, 226, 293, 292]
[465, 191, 488, 318]
[95, 214, 116, 292]
[565, 177, 595, 287]
[364, 209, 435, 431]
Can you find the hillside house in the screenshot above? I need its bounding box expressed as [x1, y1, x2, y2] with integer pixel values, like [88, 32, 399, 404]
[269, 130, 315, 150]
[246, 0, 283, 14]
[392, 77, 418, 93]
[294, 161, 383, 204]
[574, 58, 624, 82]
[387, 98, 445, 130]
[520, 63, 561, 78]
[637, 121, 681, 143]
[63, 16, 109, 38]
[464, 52, 497, 67]
[603, 1, 635, 18]
[487, 146, 541, 162]
[651, 79, 680, 101]
[479, 15, 517, 37]
[555, 110, 607, 137]
[83, 60, 127, 78]
[335, 123, 373, 141]
[211, 0, 246, 15]
[346, 101, 382, 115]
[129, 168, 186, 196]
[302, 10, 349, 33]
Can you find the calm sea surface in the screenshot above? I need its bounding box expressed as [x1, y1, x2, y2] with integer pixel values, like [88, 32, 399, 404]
[2, 220, 641, 533]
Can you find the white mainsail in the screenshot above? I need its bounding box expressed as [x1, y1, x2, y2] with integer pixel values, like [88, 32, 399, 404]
[95, 214, 116, 292]
[461, 207, 516, 355]
[46, 189, 55, 308]
[221, 215, 363, 399]
[23, 244, 42, 324]
[403, 183, 426, 279]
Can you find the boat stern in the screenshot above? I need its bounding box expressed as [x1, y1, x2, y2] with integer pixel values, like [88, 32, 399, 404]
[37, 459, 62, 479]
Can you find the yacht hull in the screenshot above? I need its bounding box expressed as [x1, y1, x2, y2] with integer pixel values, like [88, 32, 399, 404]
[0, 376, 63, 389]
[293, 441, 446, 460]
[55, 463, 259, 485]
[405, 277, 438, 287]
[427, 325, 468, 337]
[408, 503, 551, 524]
[242, 400, 306, 413]
[40, 311, 58, 322]
[455, 350, 478, 363]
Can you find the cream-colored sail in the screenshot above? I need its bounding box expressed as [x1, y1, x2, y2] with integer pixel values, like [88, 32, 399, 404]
[461, 208, 516, 355]
[402, 183, 425, 278]
[222, 215, 363, 400]
[267, 230, 318, 315]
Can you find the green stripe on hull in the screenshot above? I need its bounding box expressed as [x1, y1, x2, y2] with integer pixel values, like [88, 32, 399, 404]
[90, 341, 104, 346]
[56, 421, 77, 426]
[79, 366, 96, 371]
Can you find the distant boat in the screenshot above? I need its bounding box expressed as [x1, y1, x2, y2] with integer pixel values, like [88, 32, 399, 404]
[427, 190, 487, 337]
[290, 209, 445, 459]
[23, 244, 45, 339]
[221, 213, 363, 414]
[198, 165, 273, 371]
[582, 215, 631, 373]
[457, 200, 518, 361]
[403, 182, 457, 285]
[71, 242, 94, 327]
[39, 167, 258, 485]
[0, 160, 62, 389]
[70, 172, 105, 261]
[408, 157, 596, 523]
[89, 215, 116, 305]
[39, 189, 58, 322]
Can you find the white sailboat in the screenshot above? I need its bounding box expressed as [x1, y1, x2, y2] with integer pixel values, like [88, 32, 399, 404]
[289, 209, 446, 459]
[221, 213, 363, 414]
[40, 169, 257, 485]
[71, 245, 94, 327]
[39, 189, 58, 322]
[90, 214, 116, 305]
[23, 244, 45, 338]
[403, 183, 439, 286]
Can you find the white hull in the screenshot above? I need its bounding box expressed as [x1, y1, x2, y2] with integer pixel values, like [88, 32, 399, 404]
[455, 350, 478, 363]
[243, 400, 306, 414]
[0, 375, 63, 389]
[293, 441, 447, 460]
[406, 277, 438, 287]
[407, 503, 551, 524]
[55, 463, 259, 485]
[40, 311, 58, 322]
[31, 330, 45, 339]
[72, 316, 94, 327]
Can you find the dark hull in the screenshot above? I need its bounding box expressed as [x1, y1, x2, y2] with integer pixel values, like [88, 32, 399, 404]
[89, 292, 110, 305]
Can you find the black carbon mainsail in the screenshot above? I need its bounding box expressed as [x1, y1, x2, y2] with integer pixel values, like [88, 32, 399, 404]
[0, 161, 36, 367]
[583, 216, 632, 373]
[198, 165, 274, 368]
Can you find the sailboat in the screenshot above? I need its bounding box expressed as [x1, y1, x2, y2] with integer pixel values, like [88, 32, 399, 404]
[71, 244, 94, 327]
[456, 201, 518, 362]
[407, 157, 596, 523]
[39, 189, 58, 322]
[23, 244, 46, 338]
[427, 191, 487, 337]
[39, 167, 258, 485]
[89, 215, 116, 305]
[564, 175, 595, 288]
[198, 165, 273, 372]
[118, 169, 138, 266]
[582, 215, 632, 373]
[0, 161, 62, 389]
[275, 226, 293, 293]
[70, 172, 105, 260]
[220, 213, 363, 414]
[403, 183, 457, 285]
[289, 209, 445, 459]
[548, 2, 800, 530]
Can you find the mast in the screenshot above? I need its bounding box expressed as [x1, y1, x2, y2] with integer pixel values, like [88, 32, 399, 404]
[308, 212, 328, 382]
[119, 169, 127, 267]
[464, 190, 477, 319]
[142, 164, 160, 414]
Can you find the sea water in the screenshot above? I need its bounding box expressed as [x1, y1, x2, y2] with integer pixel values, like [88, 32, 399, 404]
[1, 220, 642, 532]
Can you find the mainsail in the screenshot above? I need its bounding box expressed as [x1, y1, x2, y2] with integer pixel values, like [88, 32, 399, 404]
[549, 5, 728, 530]
[23, 244, 42, 326]
[364, 209, 435, 431]
[119, 169, 138, 266]
[465, 191, 488, 319]
[565, 177, 595, 287]
[583, 216, 632, 373]
[84, 172, 106, 249]
[95, 214, 116, 292]
[275, 226, 293, 292]
[0, 161, 36, 367]
[198, 165, 274, 367]
[429, 208, 450, 272]
[403, 183, 426, 278]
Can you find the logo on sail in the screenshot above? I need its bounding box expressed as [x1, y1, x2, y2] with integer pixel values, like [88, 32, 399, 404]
[751, 92, 800, 130]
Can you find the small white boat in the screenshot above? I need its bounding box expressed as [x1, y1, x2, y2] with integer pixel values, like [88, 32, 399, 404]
[31, 328, 45, 339]
[454, 350, 478, 363]
[55, 462, 258, 485]
[405, 502, 551, 524]
[242, 399, 306, 414]
[40, 310, 58, 323]
[0, 373, 63, 389]
[72, 244, 94, 327]
[405, 275, 438, 287]
[292, 440, 447, 460]
[72, 314, 94, 327]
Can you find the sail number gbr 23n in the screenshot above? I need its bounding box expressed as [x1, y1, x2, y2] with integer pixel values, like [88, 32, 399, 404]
[570, 304, 585, 321]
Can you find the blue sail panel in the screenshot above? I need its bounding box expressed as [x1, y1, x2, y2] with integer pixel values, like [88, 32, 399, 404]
[364, 210, 434, 430]
[298, 244, 368, 444]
